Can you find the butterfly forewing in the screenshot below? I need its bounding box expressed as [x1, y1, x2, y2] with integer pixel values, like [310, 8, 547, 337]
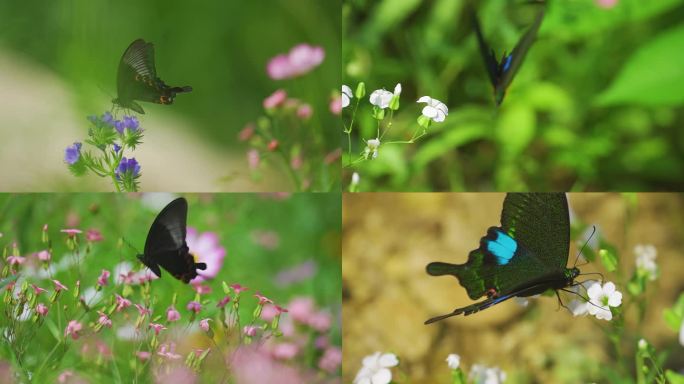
[144, 197, 187, 257]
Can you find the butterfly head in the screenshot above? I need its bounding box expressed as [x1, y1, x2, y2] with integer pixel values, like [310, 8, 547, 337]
[565, 267, 580, 285]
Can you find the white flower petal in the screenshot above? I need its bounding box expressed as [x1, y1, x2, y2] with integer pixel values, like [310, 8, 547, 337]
[379, 353, 398, 368]
[603, 282, 616, 295]
[608, 291, 622, 307]
[342, 85, 353, 97]
[393, 83, 402, 96]
[587, 282, 602, 300]
[416, 96, 432, 103]
[371, 368, 392, 384]
[679, 321, 684, 347]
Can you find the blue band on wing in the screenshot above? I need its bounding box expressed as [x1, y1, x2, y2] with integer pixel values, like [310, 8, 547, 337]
[486, 230, 517, 265]
[502, 55, 513, 72]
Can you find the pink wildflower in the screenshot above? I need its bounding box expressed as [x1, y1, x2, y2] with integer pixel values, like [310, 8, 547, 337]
[272, 342, 299, 360]
[186, 227, 226, 284]
[158, 342, 182, 360]
[247, 149, 260, 170]
[98, 312, 112, 328]
[193, 283, 212, 295]
[318, 346, 342, 373]
[60, 229, 82, 237]
[97, 269, 110, 287]
[308, 311, 332, 332]
[296, 104, 312, 120]
[267, 140, 279, 152]
[115, 294, 132, 312]
[266, 44, 325, 80]
[52, 279, 69, 292]
[65, 320, 83, 340]
[36, 303, 49, 316]
[263, 89, 287, 109]
[167, 306, 181, 322]
[134, 304, 151, 317]
[186, 301, 202, 313]
[217, 296, 231, 308]
[136, 351, 151, 361]
[149, 323, 167, 335]
[85, 229, 103, 242]
[7, 255, 25, 265]
[254, 292, 273, 306]
[30, 284, 47, 295]
[329, 95, 342, 115]
[595, 0, 618, 8]
[230, 283, 248, 295]
[36, 250, 51, 262]
[243, 325, 257, 337]
[239, 123, 255, 141]
[288, 297, 314, 323]
[199, 318, 211, 332]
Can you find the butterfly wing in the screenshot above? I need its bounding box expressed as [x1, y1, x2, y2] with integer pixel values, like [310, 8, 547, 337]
[427, 193, 569, 300]
[469, 5, 499, 88]
[497, 7, 545, 96]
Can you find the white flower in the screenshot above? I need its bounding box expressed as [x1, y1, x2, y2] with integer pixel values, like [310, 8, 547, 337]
[364, 138, 380, 159]
[446, 354, 460, 369]
[342, 85, 353, 108]
[638, 338, 648, 350]
[393, 83, 402, 96]
[634, 244, 657, 281]
[369, 89, 393, 109]
[354, 352, 399, 384]
[567, 280, 597, 317]
[417, 96, 448, 123]
[587, 281, 622, 321]
[469, 364, 506, 384]
[679, 321, 684, 347]
[351, 172, 360, 186]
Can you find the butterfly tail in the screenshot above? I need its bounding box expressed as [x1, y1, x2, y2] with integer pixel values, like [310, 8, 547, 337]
[137, 254, 162, 278]
[171, 86, 192, 93]
[426, 262, 461, 278]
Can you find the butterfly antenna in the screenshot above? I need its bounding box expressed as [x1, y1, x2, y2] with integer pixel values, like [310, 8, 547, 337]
[561, 286, 611, 315]
[120, 237, 140, 254]
[573, 225, 596, 267]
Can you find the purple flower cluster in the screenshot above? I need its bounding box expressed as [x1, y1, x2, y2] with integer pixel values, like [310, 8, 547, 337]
[95, 112, 139, 134]
[64, 142, 82, 165]
[116, 157, 141, 178]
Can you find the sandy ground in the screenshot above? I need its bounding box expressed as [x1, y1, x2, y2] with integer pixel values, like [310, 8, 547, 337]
[342, 193, 684, 383]
[0, 50, 286, 192]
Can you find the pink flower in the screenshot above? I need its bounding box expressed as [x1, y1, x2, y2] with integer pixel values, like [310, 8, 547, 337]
[167, 306, 181, 322]
[97, 269, 110, 287]
[254, 292, 273, 306]
[231, 283, 248, 295]
[60, 229, 82, 237]
[149, 323, 167, 335]
[261, 304, 279, 321]
[296, 104, 313, 120]
[275, 259, 316, 287]
[217, 295, 231, 308]
[263, 89, 287, 109]
[193, 283, 212, 295]
[158, 342, 182, 360]
[136, 351, 151, 361]
[324, 148, 342, 165]
[239, 124, 255, 141]
[186, 301, 202, 313]
[318, 346, 342, 373]
[115, 294, 132, 312]
[36, 303, 49, 316]
[329, 95, 342, 115]
[186, 227, 227, 284]
[58, 370, 74, 383]
[134, 304, 151, 317]
[267, 139, 279, 152]
[199, 318, 211, 332]
[98, 312, 112, 328]
[7, 255, 25, 265]
[290, 155, 302, 170]
[595, 0, 618, 8]
[315, 335, 329, 349]
[42, 224, 48, 232]
[36, 250, 51, 262]
[52, 279, 69, 292]
[30, 284, 47, 296]
[65, 320, 83, 340]
[247, 149, 260, 170]
[266, 44, 325, 80]
[86, 229, 103, 242]
[251, 230, 280, 250]
[243, 325, 257, 337]
[288, 297, 314, 323]
[272, 342, 299, 360]
[308, 311, 332, 332]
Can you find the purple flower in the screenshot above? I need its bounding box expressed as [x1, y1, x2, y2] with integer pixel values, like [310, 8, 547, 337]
[266, 44, 325, 80]
[64, 142, 82, 165]
[186, 301, 202, 313]
[113, 143, 121, 152]
[114, 120, 125, 134]
[123, 116, 139, 131]
[116, 157, 141, 178]
[101, 112, 114, 125]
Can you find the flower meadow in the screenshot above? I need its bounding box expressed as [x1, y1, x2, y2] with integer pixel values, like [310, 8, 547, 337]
[342, 193, 684, 383]
[0, 193, 341, 383]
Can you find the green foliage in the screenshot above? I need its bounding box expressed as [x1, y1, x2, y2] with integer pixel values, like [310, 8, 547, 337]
[343, 0, 684, 190]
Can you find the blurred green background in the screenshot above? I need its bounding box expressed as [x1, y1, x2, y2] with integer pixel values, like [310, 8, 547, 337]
[342, 193, 684, 383]
[0, 0, 341, 191]
[0, 192, 341, 381]
[343, 0, 684, 191]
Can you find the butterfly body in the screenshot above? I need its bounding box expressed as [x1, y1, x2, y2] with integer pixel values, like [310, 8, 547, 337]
[137, 197, 206, 283]
[113, 39, 192, 114]
[425, 193, 578, 323]
[470, 5, 545, 106]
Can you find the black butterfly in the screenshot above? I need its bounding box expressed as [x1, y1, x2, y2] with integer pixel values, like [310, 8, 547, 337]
[470, 4, 545, 106]
[112, 39, 192, 114]
[137, 197, 206, 283]
[425, 193, 580, 324]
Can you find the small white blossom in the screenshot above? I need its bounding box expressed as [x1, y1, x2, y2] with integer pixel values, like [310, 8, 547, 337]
[351, 172, 360, 186]
[446, 354, 460, 369]
[369, 89, 394, 109]
[342, 85, 353, 108]
[567, 280, 598, 317]
[469, 364, 506, 384]
[364, 138, 380, 159]
[393, 83, 402, 96]
[354, 352, 399, 384]
[638, 338, 648, 350]
[634, 244, 658, 281]
[417, 96, 448, 122]
[679, 321, 684, 347]
[587, 281, 622, 321]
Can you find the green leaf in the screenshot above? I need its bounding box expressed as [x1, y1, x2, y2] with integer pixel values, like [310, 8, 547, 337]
[598, 248, 618, 272]
[495, 104, 536, 158]
[413, 124, 487, 170]
[663, 293, 684, 331]
[596, 24, 684, 106]
[666, 370, 684, 384]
